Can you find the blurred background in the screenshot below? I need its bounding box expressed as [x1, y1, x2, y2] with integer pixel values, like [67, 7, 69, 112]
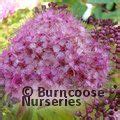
[0, 0, 120, 120]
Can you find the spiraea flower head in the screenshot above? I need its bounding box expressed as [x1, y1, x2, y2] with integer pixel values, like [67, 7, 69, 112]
[0, 7, 110, 99]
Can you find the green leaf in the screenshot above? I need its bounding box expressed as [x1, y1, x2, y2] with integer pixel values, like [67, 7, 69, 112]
[101, 9, 120, 20]
[92, 5, 120, 21]
[71, 2, 87, 18]
[31, 109, 39, 120]
[63, 0, 78, 4]
[21, 108, 33, 120]
[88, 0, 120, 3]
[43, 0, 62, 2]
[38, 107, 75, 120]
[106, 2, 114, 10]
[92, 6, 103, 18]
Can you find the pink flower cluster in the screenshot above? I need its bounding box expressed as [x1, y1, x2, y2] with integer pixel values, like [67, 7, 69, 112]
[0, 9, 110, 99]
